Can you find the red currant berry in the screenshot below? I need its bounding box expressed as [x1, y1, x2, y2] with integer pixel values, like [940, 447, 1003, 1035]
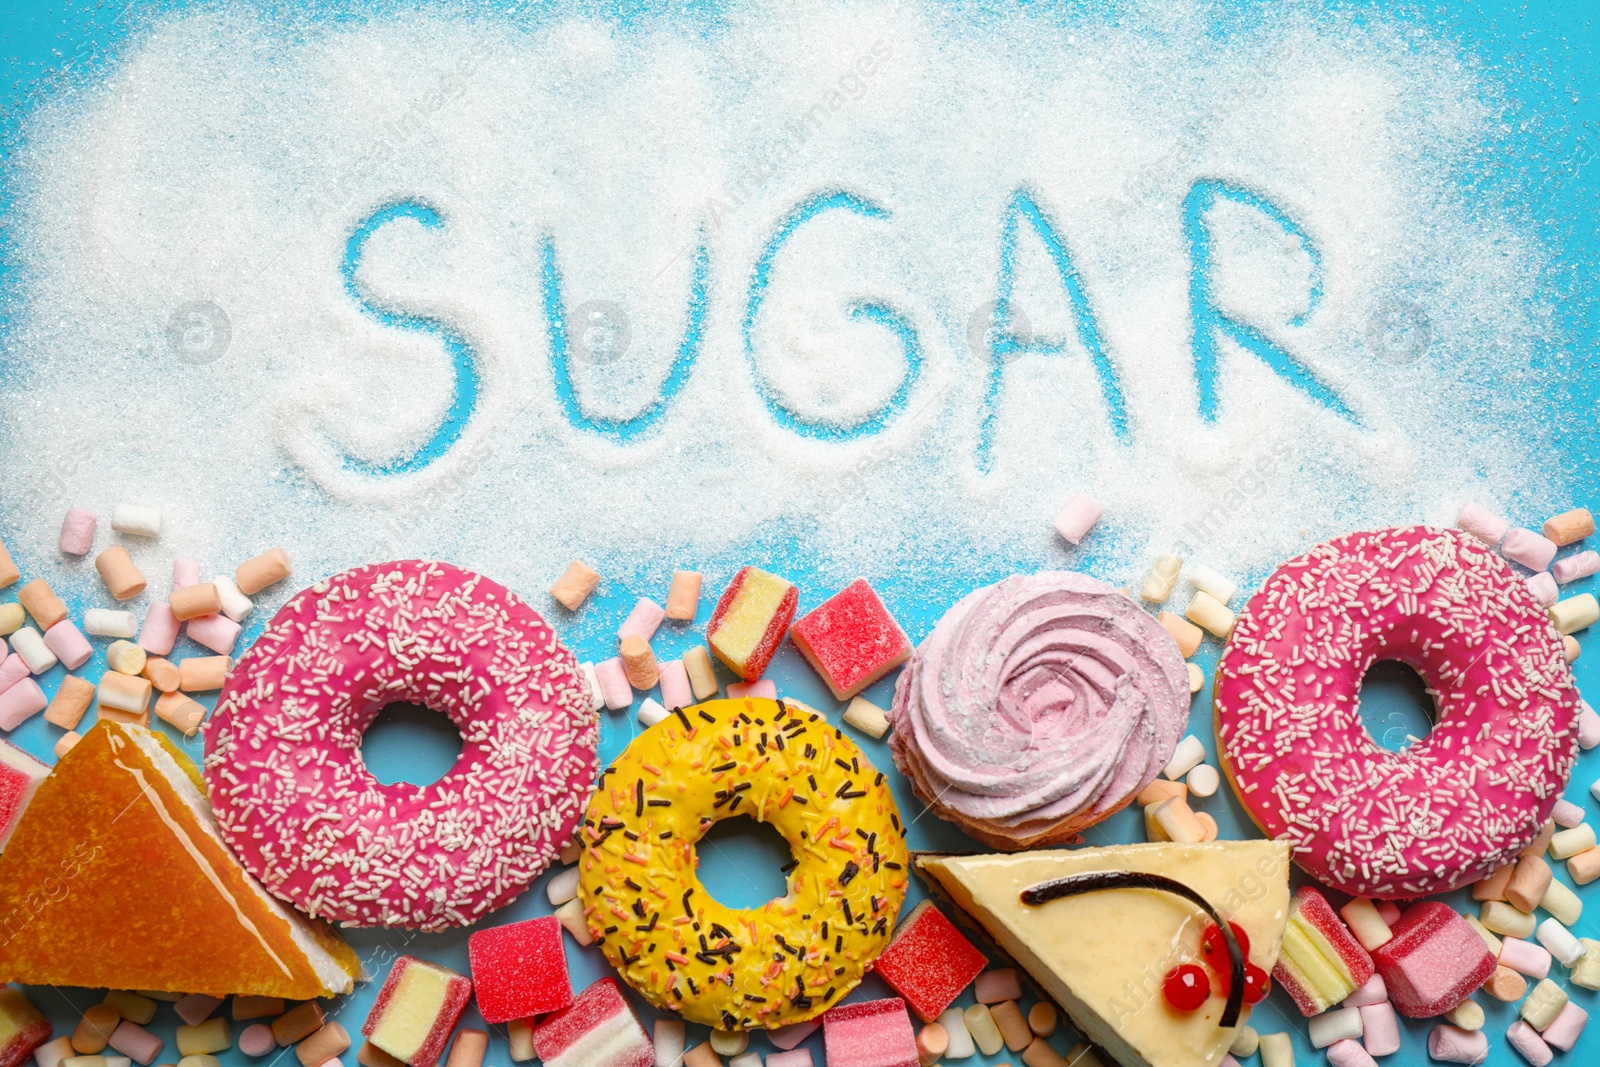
[1201, 921, 1251, 966]
[1243, 964, 1270, 1004]
[1163, 964, 1211, 1012]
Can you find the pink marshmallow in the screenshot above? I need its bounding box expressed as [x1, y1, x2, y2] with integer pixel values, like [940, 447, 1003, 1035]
[767, 1021, 820, 1052]
[1344, 973, 1389, 1008]
[1552, 799, 1585, 828]
[1326, 1038, 1377, 1067]
[1579, 701, 1600, 750]
[1553, 549, 1600, 585]
[1503, 528, 1558, 571]
[107, 1021, 163, 1066]
[973, 969, 1022, 1004]
[185, 613, 240, 655]
[1427, 1025, 1488, 1064]
[138, 602, 179, 655]
[766, 1053, 814, 1067]
[595, 658, 631, 711]
[0, 679, 47, 731]
[173, 994, 221, 1028]
[238, 1024, 276, 1058]
[0, 654, 30, 696]
[1505, 1020, 1553, 1066]
[1220, 1058, 1241, 1067]
[1540, 1001, 1587, 1051]
[1376, 901, 1402, 925]
[1458, 503, 1509, 546]
[1053, 492, 1103, 545]
[43, 620, 92, 671]
[173, 558, 201, 589]
[1358, 1001, 1400, 1056]
[1498, 937, 1552, 979]
[1526, 573, 1558, 607]
[726, 679, 776, 700]
[657, 660, 693, 710]
[59, 508, 96, 556]
[616, 597, 665, 642]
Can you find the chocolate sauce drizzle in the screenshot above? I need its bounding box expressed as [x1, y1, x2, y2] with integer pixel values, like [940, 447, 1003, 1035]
[1020, 871, 1246, 1028]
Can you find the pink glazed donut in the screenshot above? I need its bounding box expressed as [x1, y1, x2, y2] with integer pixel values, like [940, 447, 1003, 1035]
[204, 560, 599, 930]
[1215, 526, 1580, 899]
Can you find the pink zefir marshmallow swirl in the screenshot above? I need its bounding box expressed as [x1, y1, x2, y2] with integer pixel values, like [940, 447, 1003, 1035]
[888, 571, 1189, 850]
[204, 560, 599, 930]
[1215, 526, 1580, 899]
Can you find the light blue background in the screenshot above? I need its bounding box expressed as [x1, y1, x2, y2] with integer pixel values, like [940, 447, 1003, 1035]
[2, 2, 1600, 1067]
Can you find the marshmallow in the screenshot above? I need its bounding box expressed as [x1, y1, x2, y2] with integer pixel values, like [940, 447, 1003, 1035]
[1184, 590, 1234, 638]
[10, 628, 57, 674]
[43, 621, 92, 671]
[548, 560, 599, 611]
[95, 547, 147, 601]
[44, 675, 94, 729]
[1324, 1039, 1374, 1067]
[1505, 1020, 1553, 1067]
[844, 695, 890, 739]
[1343, 973, 1389, 1008]
[1163, 735, 1206, 780]
[664, 571, 702, 621]
[169, 583, 221, 621]
[83, 609, 138, 638]
[1553, 549, 1600, 584]
[683, 645, 718, 700]
[619, 634, 659, 689]
[1579, 701, 1600, 749]
[1526, 573, 1558, 607]
[1503, 528, 1558, 571]
[1186, 763, 1220, 798]
[1543, 508, 1594, 547]
[1052, 492, 1102, 544]
[211, 576, 253, 621]
[1537, 877, 1581, 926]
[138, 602, 179, 655]
[617, 597, 666, 642]
[1534, 917, 1583, 967]
[185, 613, 240, 655]
[725, 679, 775, 700]
[0, 541, 16, 590]
[98, 672, 152, 717]
[1549, 823, 1595, 859]
[177, 656, 230, 692]
[595, 658, 631, 710]
[1338, 899, 1393, 952]
[1568, 847, 1600, 886]
[1520, 979, 1568, 1031]
[172, 559, 201, 589]
[111, 504, 163, 538]
[1159, 611, 1203, 656]
[59, 508, 96, 556]
[1139, 555, 1182, 603]
[17, 580, 67, 631]
[1550, 593, 1599, 634]
[658, 660, 692, 710]
[0, 679, 47, 731]
[235, 548, 291, 595]
[1187, 564, 1237, 605]
[1497, 936, 1551, 979]
[1457, 502, 1509, 545]
[1551, 798, 1585, 828]
[1357, 1001, 1398, 1056]
[1426, 1025, 1488, 1064]
[637, 698, 669, 727]
[1540, 1002, 1587, 1051]
[1444, 998, 1485, 1032]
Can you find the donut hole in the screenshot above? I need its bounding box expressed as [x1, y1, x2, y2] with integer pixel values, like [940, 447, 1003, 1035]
[1357, 660, 1437, 752]
[360, 702, 465, 786]
[695, 815, 796, 909]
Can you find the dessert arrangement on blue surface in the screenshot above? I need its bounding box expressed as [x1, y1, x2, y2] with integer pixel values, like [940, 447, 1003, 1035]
[0, 502, 1598, 1067]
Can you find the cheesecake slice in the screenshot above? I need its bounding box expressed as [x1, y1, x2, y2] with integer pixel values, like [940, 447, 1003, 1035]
[917, 841, 1290, 1067]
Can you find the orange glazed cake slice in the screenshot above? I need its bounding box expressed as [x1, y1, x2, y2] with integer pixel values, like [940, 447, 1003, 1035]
[917, 841, 1290, 1067]
[0, 722, 358, 998]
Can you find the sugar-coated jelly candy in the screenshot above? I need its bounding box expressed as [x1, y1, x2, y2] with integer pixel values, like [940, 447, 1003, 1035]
[532, 978, 653, 1067]
[706, 566, 797, 681]
[870, 902, 989, 1022]
[822, 998, 919, 1067]
[1370, 902, 1494, 1018]
[789, 579, 912, 700]
[0, 739, 49, 850]
[1273, 886, 1374, 1017]
[362, 956, 472, 1067]
[0, 986, 50, 1067]
[467, 916, 573, 1023]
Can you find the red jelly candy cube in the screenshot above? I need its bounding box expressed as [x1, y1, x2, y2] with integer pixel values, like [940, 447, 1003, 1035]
[870, 901, 989, 1022]
[1371, 902, 1495, 1018]
[0, 739, 49, 850]
[467, 916, 574, 1023]
[822, 998, 919, 1067]
[533, 977, 652, 1067]
[789, 579, 913, 700]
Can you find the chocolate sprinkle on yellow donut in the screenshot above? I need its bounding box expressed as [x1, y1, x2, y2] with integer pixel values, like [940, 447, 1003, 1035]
[577, 697, 908, 1029]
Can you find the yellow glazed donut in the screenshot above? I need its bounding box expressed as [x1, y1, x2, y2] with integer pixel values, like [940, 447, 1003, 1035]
[577, 697, 909, 1030]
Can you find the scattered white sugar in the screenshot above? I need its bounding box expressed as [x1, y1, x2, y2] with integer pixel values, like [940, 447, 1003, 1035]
[0, 1, 1567, 642]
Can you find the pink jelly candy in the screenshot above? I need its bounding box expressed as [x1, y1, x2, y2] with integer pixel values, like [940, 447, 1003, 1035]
[1370, 902, 1494, 1018]
[0, 739, 49, 850]
[789, 578, 912, 700]
[362, 956, 473, 1067]
[533, 978, 652, 1067]
[467, 916, 573, 1023]
[871, 902, 988, 1022]
[822, 998, 919, 1067]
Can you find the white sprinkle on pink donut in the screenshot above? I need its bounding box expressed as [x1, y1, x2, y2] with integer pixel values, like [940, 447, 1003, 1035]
[203, 560, 599, 930]
[1215, 526, 1579, 899]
